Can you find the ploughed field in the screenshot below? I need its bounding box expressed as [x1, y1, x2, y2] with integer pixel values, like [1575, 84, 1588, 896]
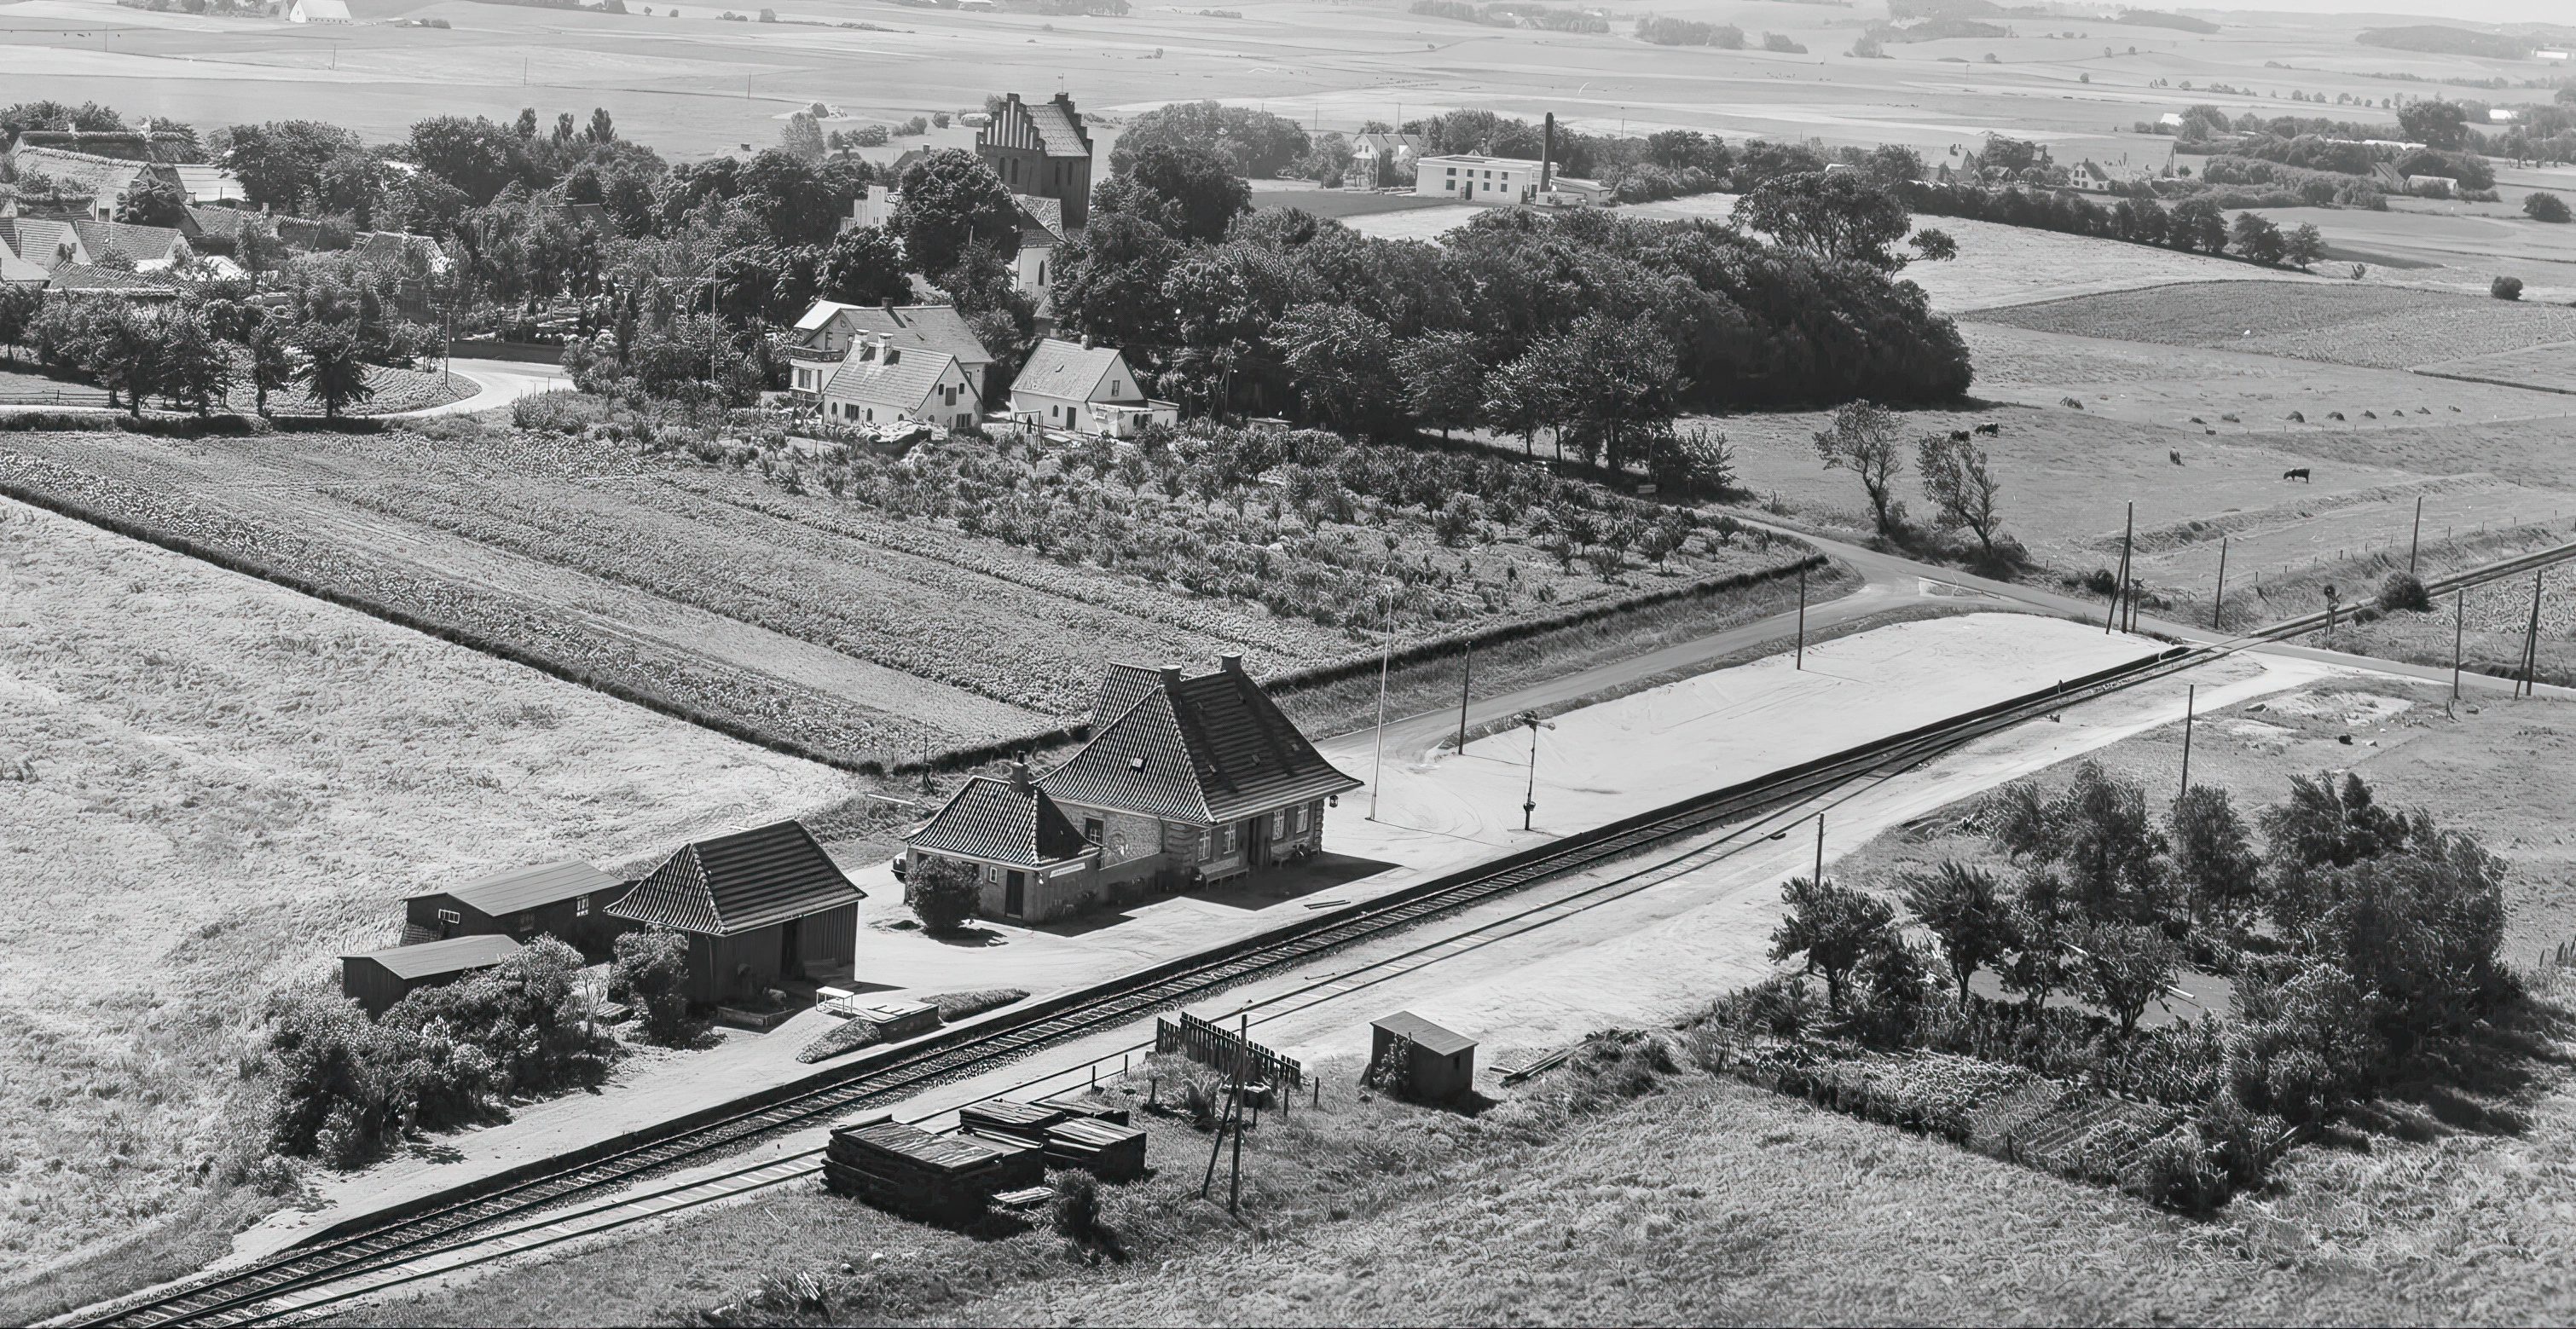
[1974, 280, 2576, 373]
[0, 424, 1798, 767]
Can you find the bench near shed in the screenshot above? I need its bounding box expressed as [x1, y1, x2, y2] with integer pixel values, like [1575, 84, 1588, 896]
[1370, 1011, 1478, 1102]
[340, 934, 524, 1016]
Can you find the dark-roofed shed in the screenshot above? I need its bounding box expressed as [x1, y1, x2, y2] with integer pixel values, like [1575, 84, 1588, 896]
[403, 860, 633, 956]
[1370, 1011, 1476, 1102]
[606, 821, 865, 1005]
[341, 935, 524, 1016]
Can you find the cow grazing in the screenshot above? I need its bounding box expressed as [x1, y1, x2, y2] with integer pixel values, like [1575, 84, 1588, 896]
[1974, 423, 2000, 436]
[2170, 450, 2184, 465]
[1949, 430, 1971, 442]
[2284, 467, 2312, 482]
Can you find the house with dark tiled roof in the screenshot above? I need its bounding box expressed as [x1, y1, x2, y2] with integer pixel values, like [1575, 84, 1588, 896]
[605, 820, 864, 1004]
[978, 92, 1095, 229]
[43, 263, 181, 299]
[900, 764, 1103, 922]
[818, 330, 980, 432]
[0, 214, 90, 272]
[71, 219, 190, 272]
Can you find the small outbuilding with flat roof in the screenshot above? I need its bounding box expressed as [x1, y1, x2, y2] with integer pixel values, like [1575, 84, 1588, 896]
[404, 860, 632, 956]
[341, 934, 524, 1016]
[1369, 1011, 1477, 1103]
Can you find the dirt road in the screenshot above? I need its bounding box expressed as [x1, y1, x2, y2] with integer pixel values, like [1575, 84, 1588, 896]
[395, 359, 571, 418]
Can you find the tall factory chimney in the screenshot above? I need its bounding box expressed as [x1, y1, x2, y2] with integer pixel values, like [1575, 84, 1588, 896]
[1541, 113, 1555, 194]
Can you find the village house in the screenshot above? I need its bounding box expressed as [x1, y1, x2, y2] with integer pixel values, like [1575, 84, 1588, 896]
[818, 332, 980, 431]
[1413, 153, 1543, 204]
[787, 299, 993, 406]
[1008, 338, 1176, 438]
[901, 656, 1360, 922]
[402, 859, 634, 957]
[71, 219, 191, 271]
[1010, 196, 1064, 320]
[978, 92, 1095, 230]
[0, 213, 91, 272]
[1348, 131, 1427, 186]
[340, 935, 523, 1017]
[605, 820, 865, 1005]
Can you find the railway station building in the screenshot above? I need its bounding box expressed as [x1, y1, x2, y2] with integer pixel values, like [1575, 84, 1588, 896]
[606, 820, 864, 1004]
[904, 656, 1360, 922]
[402, 859, 634, 957]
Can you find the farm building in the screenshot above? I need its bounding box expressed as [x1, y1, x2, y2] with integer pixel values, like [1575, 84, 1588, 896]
[819, 335, 980, 432]
[1369, 1011, 1476, 1102]
[69, 220, 190, 272]
[171, 165, 246, 204]
[605, 820, 864, 1005]
[0, 216, 88, 273]
[978, 92, 1094, 229]
[788, 300, 994, 406]
[403, 859, 634, 956]
[1349, 131, 1426, 185]
[1007, 338, 1176, 438]
[901, 763, 1103, 922]
[287, 0, 353, 21]
[341, 934, 524, 1016]
[1414, 153, 1547, 205]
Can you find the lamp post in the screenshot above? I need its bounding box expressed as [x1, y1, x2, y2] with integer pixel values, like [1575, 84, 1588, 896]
[1514, 709, 1554, 831]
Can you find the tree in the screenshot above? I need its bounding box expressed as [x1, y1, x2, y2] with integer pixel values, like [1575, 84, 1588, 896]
[2069, 921, 2180, 1037]
[2527, 192, 2573, 223]
[611, 928, 692, 1045]
[225, 120, 365, 213]
[907, 855, 982, 933]
[779, 111, 825, 163]
[2258, 771, 2412, 933]
[1647, 425, 1735, 498]
[1813, 401, 1907, 535]
[117, 173, 188, 228]
[739, 148, 844, 246]
[408, 114, 532, 205]
[1483, 348, 1570, 459]
[157, 307, 234, 416]
[248, 317, 295, 417]
[2396, 99, 2468, 152]
[90, 304, 165, 419]
[1109, 100, 1311, 178]
[2168, 198, 2228, 253]
[0, 283, 39, 361]
[895, 148, 1019, 276]
[1739, 170, 1913, 269]
[2492, 274, 2524, 301]
[2284, 221, 2327, 269]
[1392, 330, 1485, 437]
[819, 225, 910, 305]
[2229, 211, 2286, 265]
[1899, 862, 2017, 1009]
[2168, 785, 2261, 930]
[1915, 430, 2006, 564]
[297, 323, 375, 419]
[1768, 875, 1900, 1013]
[1120, 141, 1252, 244]
[1909, 227, 1959, 262]
[1276, 301, 1399, 436]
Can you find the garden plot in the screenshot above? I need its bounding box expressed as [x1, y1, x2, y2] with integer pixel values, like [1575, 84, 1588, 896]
[0, 496, 848, 1286]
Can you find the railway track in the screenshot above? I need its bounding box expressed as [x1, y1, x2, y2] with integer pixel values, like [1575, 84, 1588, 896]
[65, 539, 2576, 1327]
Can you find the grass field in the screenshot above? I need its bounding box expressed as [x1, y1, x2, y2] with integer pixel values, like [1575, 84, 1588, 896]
[1975, 280, 2576, 372]
[0, 496, 848, 1312]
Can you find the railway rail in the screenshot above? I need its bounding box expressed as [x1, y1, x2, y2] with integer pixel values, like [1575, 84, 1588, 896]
[64, 536, 2576, 1328]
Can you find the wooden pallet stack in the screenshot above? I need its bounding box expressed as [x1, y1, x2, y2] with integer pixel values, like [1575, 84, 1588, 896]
[958, 1101, 1067, 1190]
[823, 1118, 1008, 1224]
[1043, 1117, 1149, 1182]
[1036, 1091, 1132, 1126]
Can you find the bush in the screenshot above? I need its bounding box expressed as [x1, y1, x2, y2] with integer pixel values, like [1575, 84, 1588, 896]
[512, 389, 610, 434]
[2527, 192, 2573, 223]
[2122, 1125, 2226, 1211]
[2377, 570, 2431, 613]
[2492, 275, 2524, 301]
[906, 854, 982, 933]
[612, 928, 693, 1045]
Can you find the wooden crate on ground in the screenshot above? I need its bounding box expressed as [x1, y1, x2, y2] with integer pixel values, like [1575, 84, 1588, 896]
[1036, 1090, 1132, 1125]
[977, 1135, 1048, 1189]
[823, 1119, 1006, 1224]
[958, 1100, 1067, 1147]
[1044, 1118, 1148, 1182]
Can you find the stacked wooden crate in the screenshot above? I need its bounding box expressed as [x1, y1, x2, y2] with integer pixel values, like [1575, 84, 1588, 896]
[1036, 1091, 1132, 1126]
[1043, 1117, 1148, 1182]
[823, 1118, 1007, 1224]
[958, 1100, 1066, 1190]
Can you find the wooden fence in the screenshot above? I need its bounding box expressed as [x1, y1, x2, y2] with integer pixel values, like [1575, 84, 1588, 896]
[1155, 1012, 1303, 1090]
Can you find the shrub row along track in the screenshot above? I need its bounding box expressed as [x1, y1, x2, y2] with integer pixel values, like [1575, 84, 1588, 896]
[67, 542, 2576, 1328]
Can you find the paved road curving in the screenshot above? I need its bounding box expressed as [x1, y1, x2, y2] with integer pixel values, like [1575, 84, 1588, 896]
[393, 358, 576, 418]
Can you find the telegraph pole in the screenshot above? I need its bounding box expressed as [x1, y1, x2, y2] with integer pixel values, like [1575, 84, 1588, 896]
[2452, 586, 2465, 703]
[1456, 641, 1472, 753]
[2409, 496, 2423, 573]
[2109, 501, 2133, 633]
[2521, 569, 2544, 698]
[2178, 684, 2195, 801]
[1367, 577, 1396, 819]
[2211, 535, 2227, 632]
[1812, 812, 1826, 887]
[1795, 565, 1807, 669]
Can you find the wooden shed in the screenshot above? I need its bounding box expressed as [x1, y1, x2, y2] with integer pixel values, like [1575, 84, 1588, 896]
[605, 820, 865, 1006]
[1370, 1011, 1477, 1103]
[340, 935, 524, 1016]
[403, 860, 633, 957]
